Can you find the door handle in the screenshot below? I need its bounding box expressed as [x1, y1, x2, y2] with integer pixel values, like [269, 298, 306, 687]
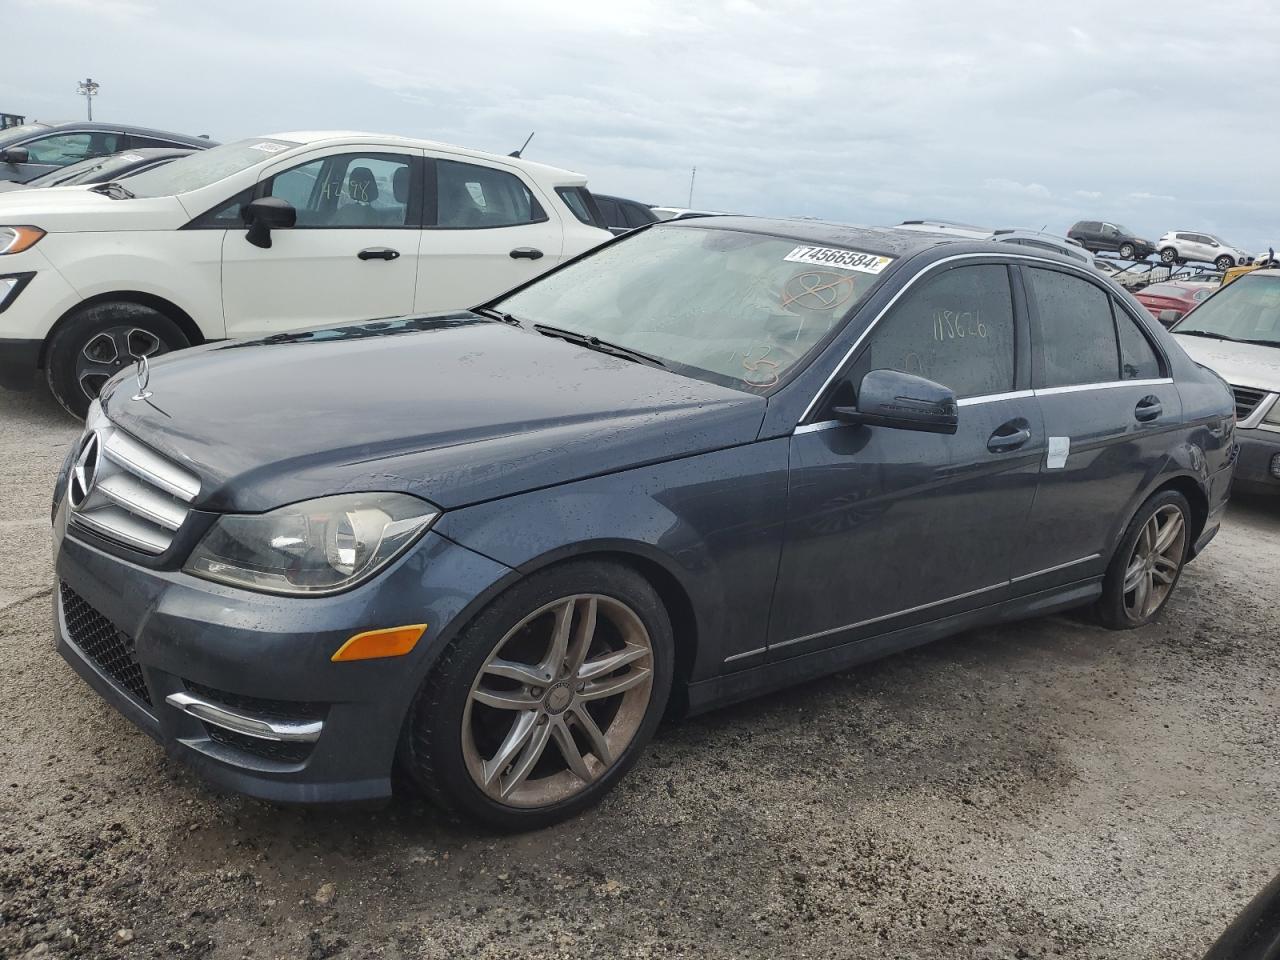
[987, 419, 1032, 453]
[357, 247, 400, 261]
[509, 247, 544, 260]
[1135, 396, 1163, 422]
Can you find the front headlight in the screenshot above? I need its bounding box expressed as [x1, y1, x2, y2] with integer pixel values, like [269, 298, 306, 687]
[185, 492, 439, 596]
[0, 226, 46, 255]
[1261, 395, 1280, 432]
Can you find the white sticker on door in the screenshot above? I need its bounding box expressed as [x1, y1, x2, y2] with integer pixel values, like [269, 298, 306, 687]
[783, 245, 894, 274]
[1047, 436, 1071, 469]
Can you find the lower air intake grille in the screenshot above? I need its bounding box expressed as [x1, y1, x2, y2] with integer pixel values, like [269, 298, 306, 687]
[1232, 385, 1267, 421]
[59, 581, 152, 707]
[205, 726, 314, 764]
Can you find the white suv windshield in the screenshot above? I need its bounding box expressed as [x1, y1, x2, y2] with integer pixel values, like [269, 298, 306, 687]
[496, 224, 889, 392]
[124, 138, 300, 198]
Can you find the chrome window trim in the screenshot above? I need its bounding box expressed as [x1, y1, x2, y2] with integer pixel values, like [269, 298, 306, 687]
[1033, 377, 1173, 397]
[798, 251, 1164, 425]
[956, 389, 1035, 407]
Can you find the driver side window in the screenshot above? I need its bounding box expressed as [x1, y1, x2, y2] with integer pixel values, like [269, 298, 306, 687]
[848, 264, 1017, 399]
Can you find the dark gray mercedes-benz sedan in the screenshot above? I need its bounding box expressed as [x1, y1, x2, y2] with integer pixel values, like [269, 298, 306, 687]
[52, 218, 1236, 829]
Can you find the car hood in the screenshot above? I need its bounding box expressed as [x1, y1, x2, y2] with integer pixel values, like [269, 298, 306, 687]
[100, 314, 767, 513]
[1173, 334, 1280, 392]
[0, 187, 188, 231]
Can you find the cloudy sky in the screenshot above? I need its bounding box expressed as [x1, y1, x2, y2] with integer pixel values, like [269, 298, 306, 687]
[7, 0, 1280, 249]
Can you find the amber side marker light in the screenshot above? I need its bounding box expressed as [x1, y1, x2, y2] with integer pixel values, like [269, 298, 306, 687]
[331, 624, 427, 662]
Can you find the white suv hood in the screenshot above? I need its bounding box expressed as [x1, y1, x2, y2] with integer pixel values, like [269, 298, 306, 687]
[1174, 334, 1280, 392]
[0, 186, 190, 232]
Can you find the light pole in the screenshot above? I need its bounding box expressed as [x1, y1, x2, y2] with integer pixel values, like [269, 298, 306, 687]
[76, 78, 99, 121]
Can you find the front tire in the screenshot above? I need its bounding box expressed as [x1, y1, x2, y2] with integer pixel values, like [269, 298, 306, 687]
[402, 560, 674, 830]
[1095, 490, 1191, 629]
[45, 301, 189, 418]
[1215, 254, 1234, 272]
[1119, 242, 1136, 260]
[1159, 247, 1178, 265]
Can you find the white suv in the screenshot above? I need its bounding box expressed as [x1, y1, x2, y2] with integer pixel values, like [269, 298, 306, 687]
[0, 131, 611, 415]
[1156, 231, 1252, 271]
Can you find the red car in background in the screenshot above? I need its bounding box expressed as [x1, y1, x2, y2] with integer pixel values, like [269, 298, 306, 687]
[1135, 281, 1216, 326]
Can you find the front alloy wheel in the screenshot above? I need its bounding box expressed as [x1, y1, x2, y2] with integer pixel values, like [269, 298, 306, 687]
[462, 594, 654, 807]
[1119, 242, 1136, 260]
[403, 560, 673, 829]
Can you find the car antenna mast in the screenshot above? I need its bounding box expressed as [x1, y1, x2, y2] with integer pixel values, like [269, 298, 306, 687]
[509, 132, 535, 158]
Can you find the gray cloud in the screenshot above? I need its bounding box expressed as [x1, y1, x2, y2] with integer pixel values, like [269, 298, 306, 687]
[9, 0, 1280, 248]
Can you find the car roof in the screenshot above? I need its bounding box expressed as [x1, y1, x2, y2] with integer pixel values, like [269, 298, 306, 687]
[265, 130, 589, 185]
[5, 121, 214, 147]
[661, 216, 1093, 263]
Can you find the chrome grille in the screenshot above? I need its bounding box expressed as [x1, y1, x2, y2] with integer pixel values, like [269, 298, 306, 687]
[1231, 385, 1268, 421]
[68, 417, 199, 555]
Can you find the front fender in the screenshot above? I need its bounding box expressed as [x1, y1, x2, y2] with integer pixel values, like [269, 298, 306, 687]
[433, 439, 791, 680]
[38, 231, 225, 338]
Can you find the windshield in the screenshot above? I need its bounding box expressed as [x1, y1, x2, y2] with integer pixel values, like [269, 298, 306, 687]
[123, 138, 299, 198]
[1174, 274, 1280, 345]
[30, 152, 144, 187]
[495, 225, 891, 391]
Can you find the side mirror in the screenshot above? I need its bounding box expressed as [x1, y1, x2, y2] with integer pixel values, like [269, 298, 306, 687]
[243, 196, 296, 249]
[832, 369, 958, 435]
[0, 146, 29, 164]
[1158, 309, 1182, 326]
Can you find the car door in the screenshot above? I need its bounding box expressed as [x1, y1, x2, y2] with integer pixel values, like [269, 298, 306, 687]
[768, 260, 1044, 660]
[1100, 223, 1123, 253]
[3, 129, 123, 182]
[1012, 264, 1181, 589]
[414, 155, 564, 312]
[220, 148, 423, 338]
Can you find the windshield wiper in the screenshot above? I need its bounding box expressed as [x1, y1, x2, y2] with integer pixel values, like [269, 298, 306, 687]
[474, 306, 523, 327]
[532, 323, 666, 368]
[1176, 330, 1280, 346]
[89, 181, 135, 199]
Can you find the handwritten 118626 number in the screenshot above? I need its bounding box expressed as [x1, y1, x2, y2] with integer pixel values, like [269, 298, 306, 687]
[932, 308, 987, 341]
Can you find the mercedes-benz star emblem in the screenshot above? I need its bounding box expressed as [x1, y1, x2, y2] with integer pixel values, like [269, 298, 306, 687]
[68, 430, 103, 510]
[131, 354, 153, 401]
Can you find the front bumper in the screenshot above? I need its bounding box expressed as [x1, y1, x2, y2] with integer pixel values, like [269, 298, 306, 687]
[1233, 427, 1280, 494]
[53, 508, 513, 803]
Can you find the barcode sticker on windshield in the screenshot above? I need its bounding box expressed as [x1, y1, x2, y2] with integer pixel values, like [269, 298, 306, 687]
[249, 142, 288, 153]
[784, 245, 893, 274]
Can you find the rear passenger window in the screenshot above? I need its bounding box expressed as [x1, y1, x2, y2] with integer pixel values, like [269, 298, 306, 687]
[1114, 300, 1162, 380]
[852, 264, 1016, 399]
[1026, 268, 1119, 387]
[435, 160, 545, 229]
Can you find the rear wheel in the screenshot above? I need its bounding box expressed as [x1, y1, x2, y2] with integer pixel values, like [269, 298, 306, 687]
[403, 560, 673, 830]
[1159, 247, 1178, 265]
[45, 301, 189, 418]
[1119, 242, 1136, 260]
[1215, 254, 1234, 272]
[1095, 490, 1191, 629]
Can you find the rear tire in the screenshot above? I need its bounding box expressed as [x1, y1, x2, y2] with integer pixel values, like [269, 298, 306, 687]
[1215, 254, 1234, 272]
[402, 560, 674, 831]
[1095, 490, 1191, 630]
[1159, 247, 1178, 265]
[45, 301, 189, 419]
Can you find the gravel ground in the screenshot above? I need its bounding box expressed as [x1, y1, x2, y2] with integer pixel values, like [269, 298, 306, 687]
[1, 381, 1277, 960]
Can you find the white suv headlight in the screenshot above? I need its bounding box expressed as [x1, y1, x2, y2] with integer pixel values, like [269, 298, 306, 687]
[1261, 395, 1280, 432]
[0, 226, 45, 255]
[185, 493, 439, 596]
